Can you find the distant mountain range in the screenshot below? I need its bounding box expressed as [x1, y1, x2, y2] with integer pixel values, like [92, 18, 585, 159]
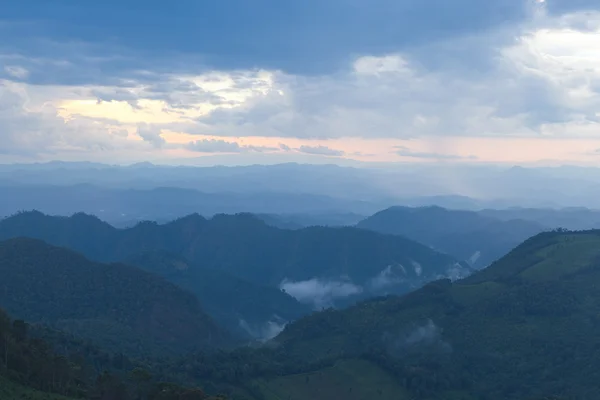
[356, 206, 546, 269]
[7, 161, 600, 209]
[0, 184, 385, 223]
[0, 211, 471, 339]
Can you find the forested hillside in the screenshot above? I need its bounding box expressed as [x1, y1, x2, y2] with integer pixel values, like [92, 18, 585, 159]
[0, 238, 229, 356]
[1, 221, 594, 399]
[124, 250, 310, 340]
[0, 307, 225, 400]
[260, 229, 600, 399]
[357, 206, 545, 268]
[0, 211, 470, 314]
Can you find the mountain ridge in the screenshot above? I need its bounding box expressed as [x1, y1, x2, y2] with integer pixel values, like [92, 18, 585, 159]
[0, 237, 230, 356]
[259, 228, 600, 399]
[0, 210, 471, 331]
[357, 205, 546, 268]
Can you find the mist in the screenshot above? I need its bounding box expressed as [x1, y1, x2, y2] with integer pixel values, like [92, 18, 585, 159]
[280, 278, 363, 309]
[239, 317, 287, 342]
[384, 319, 453, 357]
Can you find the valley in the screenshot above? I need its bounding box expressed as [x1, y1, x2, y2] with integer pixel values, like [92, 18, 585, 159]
[2, 201, 600, 399]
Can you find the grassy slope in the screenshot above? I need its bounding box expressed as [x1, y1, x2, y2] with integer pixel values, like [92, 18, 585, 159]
[256, 359, 409, 400]
[0, 376, 76, 400]
[267, 230, 600, 399]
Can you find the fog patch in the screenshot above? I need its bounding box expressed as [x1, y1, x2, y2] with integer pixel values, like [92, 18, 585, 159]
[280, 277, 363, 309]
[443, 262, 472, 281]
[405, 319, 442, 346]
[383, 319, 452, 356]
[368, 265, 405, 291]
[239, 316, 287, 342]
[411, 260, 422, 277]
[468, 250, 481, 265]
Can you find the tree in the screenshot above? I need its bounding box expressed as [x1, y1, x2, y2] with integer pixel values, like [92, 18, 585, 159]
[12, 320, 28, 342]
[130, 367, 153, 400]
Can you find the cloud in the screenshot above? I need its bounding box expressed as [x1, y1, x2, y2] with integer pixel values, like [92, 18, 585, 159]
[4, 66, 28, 79]
[395, 146, 478, 160]
[368, 265, 405, 291]
[280, 278, 363, 309]
[297, 145, 345, 157]
[0, 0, 538, 79]
[279, 143, 291, 151]
[383, 319, 452, 356]
[0, 80, 141, 158]
[1, 2, 600, 163]
[185, 138, 277, 153]
[239, 317, 287, 341]
[136, 124, 165, 147]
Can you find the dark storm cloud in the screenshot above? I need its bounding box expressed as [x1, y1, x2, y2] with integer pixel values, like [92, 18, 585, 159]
[1, 0, 536, 83]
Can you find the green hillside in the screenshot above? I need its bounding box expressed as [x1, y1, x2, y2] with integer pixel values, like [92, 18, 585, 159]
[0, 306, 228, 400]
[255, 359, 409, 400]
[0, 238, 229, 356]
[261, 229, 600, 399]
[125, 250, 310, 340]
[0, 376, 77, 400]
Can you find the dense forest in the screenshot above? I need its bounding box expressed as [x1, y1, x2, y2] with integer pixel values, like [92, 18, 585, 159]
[0, 307, 226, 400]
[0, 211, 466, 286]
[2, 212, 600, 399]
[357, 206, 545, 269]
[0, 238, 229, 356]
[124, 250, 310, 340]
[0, 211, 470, 339]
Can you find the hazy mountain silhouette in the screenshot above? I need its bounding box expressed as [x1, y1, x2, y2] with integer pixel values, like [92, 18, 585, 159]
[0, 211, 470, 315]
[357, 206, 545, 268]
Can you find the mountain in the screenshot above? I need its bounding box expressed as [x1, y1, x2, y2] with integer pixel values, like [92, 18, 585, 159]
[0, 184, 386, 225]
[480, 207, 600, 231]
[124, 250, 310, 341]
[256, 212, 366, 230]
[0, 211, 470, 314]
[0, 238, 229, 356]
[357, 206, 545, 268]
[261, 229, 600, 400]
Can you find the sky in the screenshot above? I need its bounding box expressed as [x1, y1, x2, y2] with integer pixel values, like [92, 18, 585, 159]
[1, 0, 600, 165]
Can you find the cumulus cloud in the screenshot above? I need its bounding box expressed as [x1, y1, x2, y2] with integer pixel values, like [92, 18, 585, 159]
[185, 139, 243, 153]
[1, 1, 600, 163]
[297, 145, 345, 157]
[279, 143, 291, 151]
[280, 278, 363, 309]
[136, 124, 165, 147]
[0, 80, 140, 159]
[185, 139, 277, 153]
[396, 146, 478, 160]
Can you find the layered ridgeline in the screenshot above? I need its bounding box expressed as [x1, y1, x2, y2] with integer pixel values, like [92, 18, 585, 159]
[0, 238, 229, 356]
[357, 206, 545, 269]
[0, 211, 470, 338]
[241, 229, 600, 400]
